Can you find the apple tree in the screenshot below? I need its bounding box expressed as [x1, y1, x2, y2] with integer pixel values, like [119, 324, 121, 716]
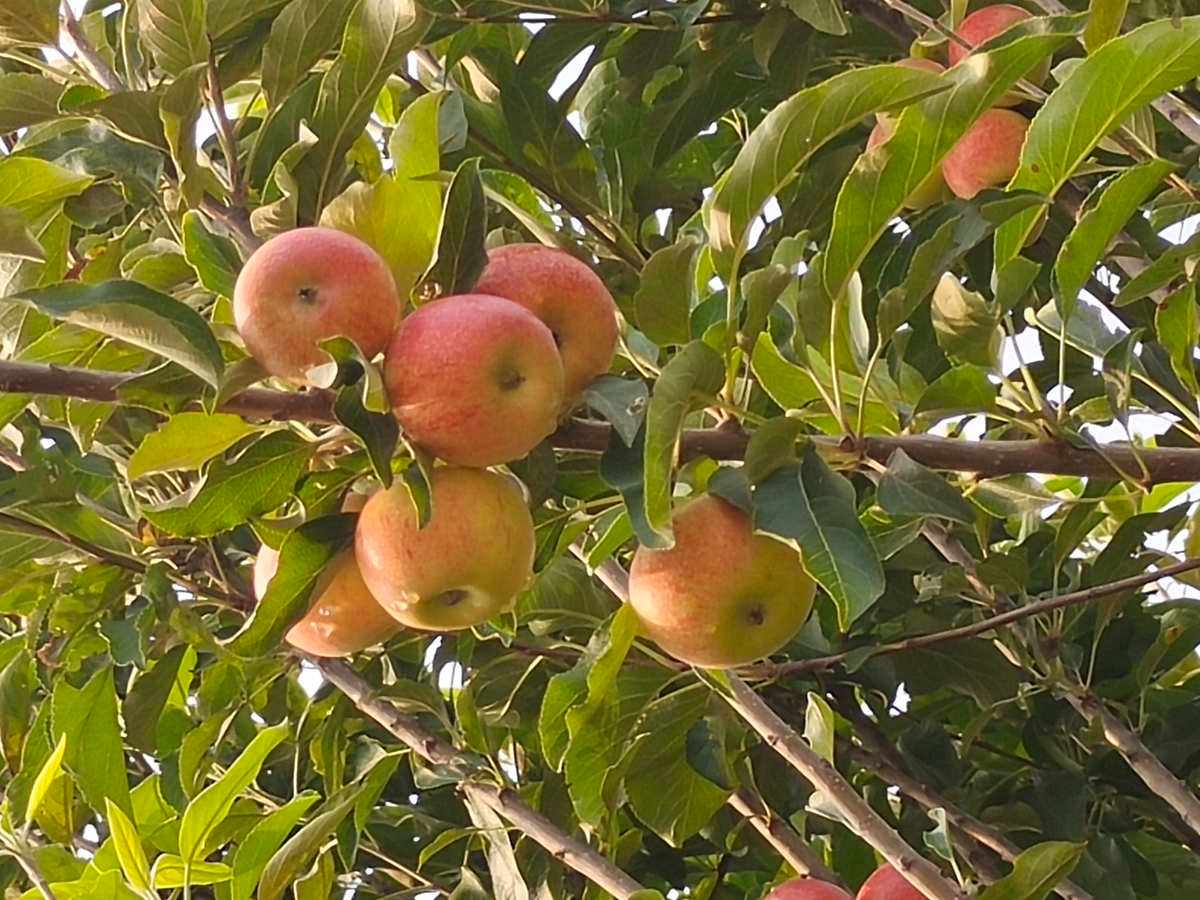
[2, 0, 1200, 897]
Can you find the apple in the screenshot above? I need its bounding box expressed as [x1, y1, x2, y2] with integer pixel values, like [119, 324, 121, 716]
[628, 494, 816, 668]
[866, 118, 951, 210]
[473, 243, 619, 403]
[354, 466, 535, 631]
[253, 546, 400, 658]
[767, 877, 854, 900]
[233, 227, 400, 381]
[857, 864, 928, 900]
[384, 293, 565, 467]
[941, 108, 1029, 199]
[948, 5, 1049, 106]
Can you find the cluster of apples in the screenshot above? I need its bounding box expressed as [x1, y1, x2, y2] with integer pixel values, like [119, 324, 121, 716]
[871, 3, 1046, 207]
[769, 864, 929, 900]
[234, 228, 619, 655]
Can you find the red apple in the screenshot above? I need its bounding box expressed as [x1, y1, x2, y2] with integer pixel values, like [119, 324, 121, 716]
[942, 108, 1029, 199]
[383, 294, 565, 467]
[767, 877, 854, 899]
[628, 494, 816, 668]
[948, 5, 1049, 106]
[233, 227, 400, 381]
[354, 466, 535, 631]
[857, 864, 929, 900]
[473, 243, 619, 404]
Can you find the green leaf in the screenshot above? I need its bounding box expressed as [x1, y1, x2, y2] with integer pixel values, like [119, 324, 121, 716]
[583, 375, 649, 448]
[13, 280, 224, 387]
[753, 448, 885, 628]
[706, 63, 946, 267]
[144, 431, 313, 537]
[804, 692, 836, 762]
[258, 755, 400, 900]
[980, 841, 1087, 900]
[931, 274, 1001, 369]
[333, 384, 399, 487]
[744, 417, 804, 485]
[0, 207, 46, 262]
[1053, 159, 1175, 318]
[970, 475, 1057, 517]
[228, 792, 320, 900]
[824, 15, 1081, 303]
[995, 16, 1200, 267]
[1156, 284, 1199, 397]
[642, 342, 724, 548]
[1114, 229, 1200, 306]
[418, 157, 487, 298]
[123, 644, 195, 753]
[785, 0, 848, 34]
[178, 722, 289, 863]
[0, 71, 60, 133]
[878, 449, 975, 524]
[24, 732, 66, 828]
[50, 666, 132, 817]
[0, 649, 33, 773]
[635, 235, 701, 345]
[227, 514, 356, 657]
[181, 211, 241, 298]
[0, 157, 93, 218]
[139, 0, 210, 75]
[261, 0, 357, 106]
[105, 799, 151, 893]
[0, 0, 58, 45]
[626, 686, 731, 845]
[150, 857, 232, 888]
[1084, 0, 1127, 49]
[297, 0, 430, 214]
[160, 65, 205, 207]
[895, 640, 1023, 708]
[128, 413, 259, 479]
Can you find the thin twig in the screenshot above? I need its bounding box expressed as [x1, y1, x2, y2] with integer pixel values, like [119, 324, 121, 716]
[60, 6, 122, 91]
[315, 658, 648, 899]
[727, 788, 845, 887]
[206, 49, 246, 206]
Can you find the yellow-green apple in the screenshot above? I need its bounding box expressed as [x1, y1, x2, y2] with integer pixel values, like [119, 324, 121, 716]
[384, 293, 564, 467]
[857, 864, 928, 900]
[941, 109, 1029, 199]
[948, 4, 1049, 105]
[767, 878, 854, 900]
[253, 546, 400, 657]
[233, 227, 400, 381]
[866, 117, 951, 210]
[628, 494, 816, 668]
[354, 466, 535, 631]
[472, 243, 619, 404]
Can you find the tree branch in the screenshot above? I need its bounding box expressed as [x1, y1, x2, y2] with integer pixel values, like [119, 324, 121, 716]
[315, 658, 648, 899]
[724, 674, 969, 900]
[206, 49, 246, 206]
[60, 7, 122, 92]
[1066, 690, 1200, 840]
[727, 788, 845, 887]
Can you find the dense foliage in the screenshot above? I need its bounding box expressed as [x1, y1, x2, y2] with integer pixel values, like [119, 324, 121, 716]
[2, 0, 1200, 897]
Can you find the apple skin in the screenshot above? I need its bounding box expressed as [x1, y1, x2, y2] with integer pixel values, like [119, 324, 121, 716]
[766, 877, 854, 900]
[354, 466, 535, 631]
[628, 495, 816, 668]
[253, 546, 400, 657]
[941, 109, 1029, 199]
[948, 5, 1050, 106]
[384, 294, 565, 467]
[233, 227, 400, 381]
[856, 864, 929, 900]
[866, 118, 951, 210]
[472, 243, 620, 403]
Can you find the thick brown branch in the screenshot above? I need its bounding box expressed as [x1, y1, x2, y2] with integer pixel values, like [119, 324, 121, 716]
[316, 658, 648, 899]
[725, 675, 968, 900]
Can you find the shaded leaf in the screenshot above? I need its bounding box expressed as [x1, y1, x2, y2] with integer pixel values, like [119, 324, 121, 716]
[418, 157, 487, 298]
[635, 235, 701, 345]
[878, 449, 974, 524]
[980, 841, 1087, 900]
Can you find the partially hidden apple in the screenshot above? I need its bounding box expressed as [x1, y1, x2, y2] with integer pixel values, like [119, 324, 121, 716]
[866, 117, 951, 210]
[233, 227, 400, 381]
[253, 546, 400, 658]
[948, 4, 1049, 106]
[941, 108, 1029, 199]
[767, 877, 854, 900]
[628, 494, 816, 668]
[384, 294, 565, 467]
[354, 466, 535, 631]
[473, 243, 620, 403]
[857, 864, 929, 900]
